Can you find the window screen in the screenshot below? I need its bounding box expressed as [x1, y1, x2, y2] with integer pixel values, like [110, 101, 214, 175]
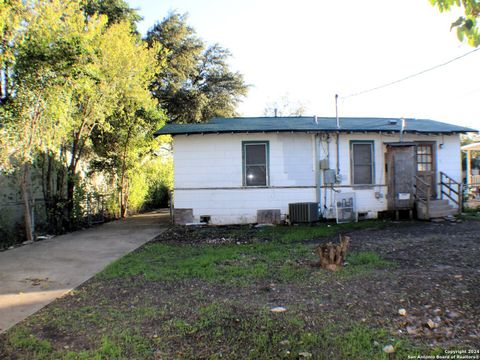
[243, 142, 268, 186]
[351, 142, 374, 185]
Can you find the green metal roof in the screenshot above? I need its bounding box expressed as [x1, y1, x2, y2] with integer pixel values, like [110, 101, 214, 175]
[154, 116, 477, 136]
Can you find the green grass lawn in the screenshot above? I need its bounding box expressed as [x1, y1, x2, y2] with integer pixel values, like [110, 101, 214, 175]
[0, 220, 458, 359]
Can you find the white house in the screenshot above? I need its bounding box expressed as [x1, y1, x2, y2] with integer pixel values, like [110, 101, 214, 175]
[155, 117, 476, 224]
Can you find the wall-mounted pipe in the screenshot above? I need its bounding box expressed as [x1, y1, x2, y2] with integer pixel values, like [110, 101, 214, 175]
[336, 132, 340, 175]
[335, 94, 340, 129]
[335, 95, 340, 175]
[400, 117, 405, 142]
[313, 134, 320, 205]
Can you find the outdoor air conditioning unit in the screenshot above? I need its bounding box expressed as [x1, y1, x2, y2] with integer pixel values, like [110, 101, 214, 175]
[289, 202, 319, 224]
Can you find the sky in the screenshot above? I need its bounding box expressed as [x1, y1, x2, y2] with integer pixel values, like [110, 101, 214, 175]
[126, 0, 479, 129]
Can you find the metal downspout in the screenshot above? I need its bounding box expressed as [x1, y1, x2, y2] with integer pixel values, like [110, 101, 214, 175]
[335, 94, 340, 175]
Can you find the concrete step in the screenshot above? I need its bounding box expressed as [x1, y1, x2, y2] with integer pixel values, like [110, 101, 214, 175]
[428, 208, 458, 218]
[416, 200, 458, 220]
[417, 200, 458, 210]
[417, 199, 450, 207]
[428, 204, 456, 211]
[431, 199, 450, 205]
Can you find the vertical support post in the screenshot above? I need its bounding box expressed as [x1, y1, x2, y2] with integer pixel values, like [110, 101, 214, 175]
[466, 150, 471, 190]
[440, 173, 443, 200]
[426, 184, 431, 219]
[449, 178, 452, 199]
[459, 182, 463, 214]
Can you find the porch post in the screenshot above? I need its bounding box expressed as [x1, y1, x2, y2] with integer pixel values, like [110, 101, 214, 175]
[466, 150, 471, 188]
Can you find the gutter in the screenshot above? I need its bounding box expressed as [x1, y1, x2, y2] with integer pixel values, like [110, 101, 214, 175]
[154, 129, 474, 136]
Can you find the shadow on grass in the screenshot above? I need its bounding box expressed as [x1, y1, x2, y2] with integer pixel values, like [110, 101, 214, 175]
[3, 304, 436, 359]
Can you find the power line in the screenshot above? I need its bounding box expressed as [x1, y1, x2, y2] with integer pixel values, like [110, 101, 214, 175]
[341, 47, 480, 100]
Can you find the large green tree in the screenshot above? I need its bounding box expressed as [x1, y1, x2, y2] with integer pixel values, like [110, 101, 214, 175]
[146, 13, 248, 123]
[4, 72, 71, 240]
[91, 21, 165, 218]
[430, 0, 480, 46]
[0, 0, 172, 243]
[2, 0, 103, 239]
[83, 0, 141, 28]
[15, 0, 113, 230]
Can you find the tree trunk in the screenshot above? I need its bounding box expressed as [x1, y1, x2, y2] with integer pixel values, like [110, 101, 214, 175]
[119, 125, 133, 219]
[120, 198, 127, 218]
[0, 68, 4, 101]
[120, 174, 128, 218]
[42, 152, 68, 233]
[41, 153, 53, 231]
[124, 177, 129, 217]
[20, 163, 34, 242]
[66, 169, 75, 228]
[67, 137, 80, 229]
[66, 127, 93, 228]
[56, 148, 68, 230]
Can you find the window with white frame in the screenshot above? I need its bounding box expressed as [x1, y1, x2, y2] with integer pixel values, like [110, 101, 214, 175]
[351, 141, 374, 185]
[243, 141, 269, 186]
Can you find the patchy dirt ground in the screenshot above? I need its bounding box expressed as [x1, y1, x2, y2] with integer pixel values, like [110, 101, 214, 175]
[335, 221, 480, 346]
[146, 220, 480, 348]
[0, 219, 479, 359]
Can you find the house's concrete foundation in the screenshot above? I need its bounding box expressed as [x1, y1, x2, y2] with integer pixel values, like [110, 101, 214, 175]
[174, 208, 194, 225]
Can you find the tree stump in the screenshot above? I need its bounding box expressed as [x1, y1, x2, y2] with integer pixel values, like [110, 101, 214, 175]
[314, 234, 350, 271]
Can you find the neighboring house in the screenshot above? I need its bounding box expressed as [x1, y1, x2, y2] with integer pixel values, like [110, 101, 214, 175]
[461, 142, 480, 208]
[155, 117, 476, 225]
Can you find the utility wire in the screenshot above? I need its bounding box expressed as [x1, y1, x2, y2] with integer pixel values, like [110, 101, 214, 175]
[341, 47, 480, 100]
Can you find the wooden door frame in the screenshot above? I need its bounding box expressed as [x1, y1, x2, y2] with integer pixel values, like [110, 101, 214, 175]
[414, 141, 437, 198]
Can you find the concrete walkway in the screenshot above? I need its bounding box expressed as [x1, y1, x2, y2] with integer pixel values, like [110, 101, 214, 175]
[0, 210, 169, 333]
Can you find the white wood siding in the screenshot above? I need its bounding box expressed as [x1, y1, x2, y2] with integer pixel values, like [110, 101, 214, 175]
[173, 133, 316, 224]
[321, 133, 461, 218]
[172, 131, 462, 224]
